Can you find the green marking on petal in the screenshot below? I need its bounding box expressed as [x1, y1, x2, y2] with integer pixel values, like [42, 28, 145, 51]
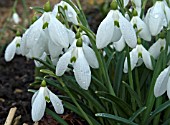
[114, 20, 120, 28]
[45, 96, 50, 103]
[70, 56, 76, 63]
[42, 22, 49, 29]
[138, 52, 142, 58]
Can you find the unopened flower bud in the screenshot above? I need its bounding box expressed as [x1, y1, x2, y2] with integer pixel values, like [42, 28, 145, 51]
[137, 37, 141, 44]
[41, 80, 46, 87]
[44, 1, 52, 12]
[132, 9, 138, 16]
[76, 38, 83, 47]
[111, 0, 118, 10]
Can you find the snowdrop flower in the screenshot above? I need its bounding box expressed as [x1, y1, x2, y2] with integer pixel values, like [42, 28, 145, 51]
[53, 1, 78, 25]
[154, 65, 170, 99]
[131, 13, 151, 41]
[113, 36, 126, 52]
[56, 39, 99, 90]
[34, 52, 47, 67]
[124, 44, 153, 73]
[145, 1, 170, 36]
[149, 38, 166, 59]
[32, 81, 64, 122]
[96, 2, 137, 49]
[12, 12, 20, 24]
[124, 0, 141, 14]
[21, 11, 71, 59]
[5, 36, 21, 62]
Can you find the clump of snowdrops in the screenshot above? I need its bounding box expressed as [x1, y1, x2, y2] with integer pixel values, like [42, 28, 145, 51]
[4, 0, 170, 124]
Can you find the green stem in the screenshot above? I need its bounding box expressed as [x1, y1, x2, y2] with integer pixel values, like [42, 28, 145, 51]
[126, 46, 136, 111]
[153, 97, 163, 125]
[135, 69, 141, 100]
[56, 77, 93, 125]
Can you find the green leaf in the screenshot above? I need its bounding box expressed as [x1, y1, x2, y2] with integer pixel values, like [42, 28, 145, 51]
[45, 108, 68, 125]
[30, 6, 44, 13]
[33, 57, 55, 71]
[148, 100, 170, 122]
[64, 102, 101, 125]
[96, 91, 133, 116]
[114, 51, 125, 95]
[129, 107, 147, 122]
[95, 113, 138, 125]
[40, 69, 55, 76]
[122, 81, 143, 108]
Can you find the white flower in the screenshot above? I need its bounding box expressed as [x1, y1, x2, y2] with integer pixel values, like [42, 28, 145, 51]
[5, 36, 21, 62]
[34, 52, 47, 67]
[154, 65, 170, 99]
[113, 36, 126, 52]
[21, 12, 72, 59]
[31, 86, 64, 122]
[145, 1, 170, 36]
[96, 10, 137, 49]
[52, 1, 78, 25]
[123, 44, 153, 73]
[149, 38, 166, 59]
[56, 40, 99, 90]
[131, 16, 151, 41]
[12, 12, 20, 24]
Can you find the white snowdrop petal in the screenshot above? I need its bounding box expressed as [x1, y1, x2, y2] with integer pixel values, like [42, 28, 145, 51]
[26, 17, 43, 49]
[12, 12, 20, 24]
[165, 5, 170, 25]
[112, 27, 122, 42]
[149, 38, 166, 59]
[31, 91, 39, 105]
[64, 2, 79, 25]
[123, 48, 138, 73]
[56, 51, 72, 76]
[154, 66, 170, 97]
[48, 40, 63, 58]
[124, 0, 129, 7]
[148, 2, 167, 36]
[5, 39, 17, 62]
[34, 52, 47, 67]
[82, 35, 91, 45]
[113, 36, 126, 52]
[83, 43, 99, 68]
[52, 4, 59, 16]
[67, 29, 75, 44]
[48, 15, 69, 48]
[73, 48, 91, 90]
[96, 10, 114, 49]
[32, 32, 48, 58]
[133, 0, 141, 7]
[119, 13, 137, 48]
[140, 45, 153, 70]
[132, 16, 151, 41]
[167, 77, 170, 99]
[49, 90, 64, 114]
[31, 87, 46, 122]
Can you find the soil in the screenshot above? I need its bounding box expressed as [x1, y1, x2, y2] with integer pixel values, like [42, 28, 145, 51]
[0, 55, 34, 124]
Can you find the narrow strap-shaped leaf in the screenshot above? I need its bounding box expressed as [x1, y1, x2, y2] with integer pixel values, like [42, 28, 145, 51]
[114, 51, 126, 95]
[30, 6, 44, 13]
[96, 91, 133, 116]
[64, 102, 101, 125]
[95, 113, 138, 125]
[123, 82, 143, 108]
[129, 107, 147, 122]
[45, 108, 68, 125]
[148, 100, 170, 123]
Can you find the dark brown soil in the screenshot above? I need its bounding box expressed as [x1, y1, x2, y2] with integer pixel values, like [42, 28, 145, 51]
[0, 55, 34, 124]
